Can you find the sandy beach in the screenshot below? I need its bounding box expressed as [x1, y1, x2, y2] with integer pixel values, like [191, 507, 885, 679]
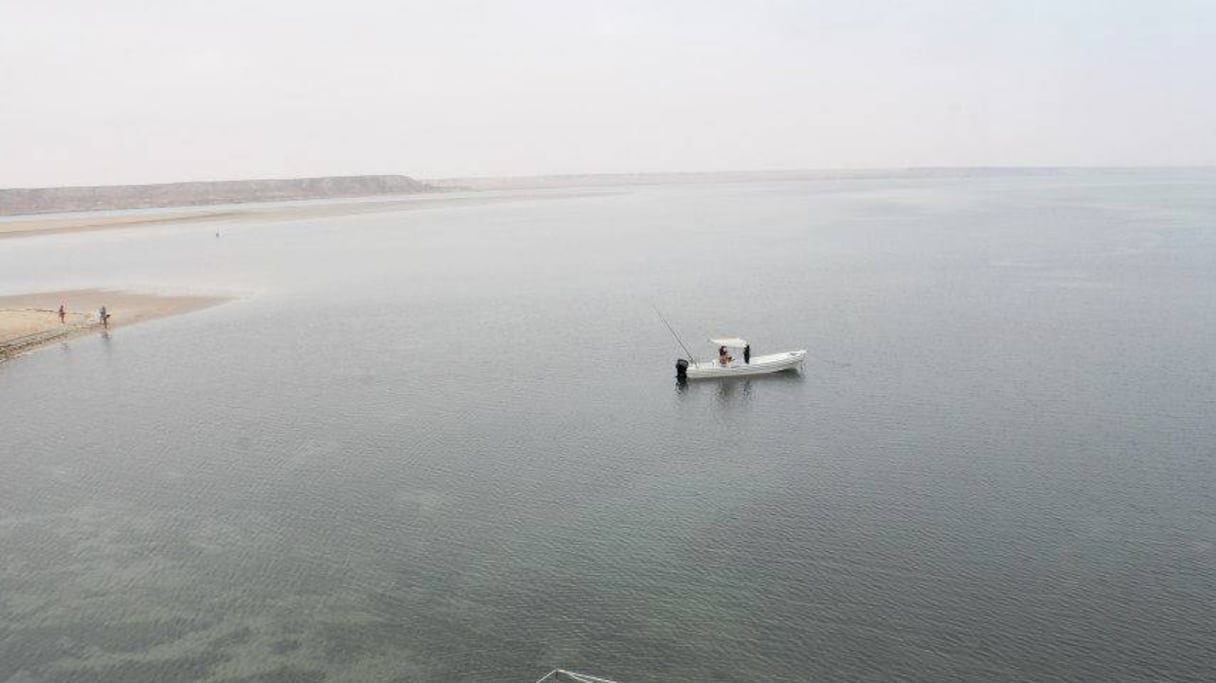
[0, 289, 230, 360]
[0, 189, 609, 241]
[0, 211, 244, 239]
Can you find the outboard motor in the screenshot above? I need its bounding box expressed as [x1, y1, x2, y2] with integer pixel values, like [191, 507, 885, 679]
[675, 358, 689, 379]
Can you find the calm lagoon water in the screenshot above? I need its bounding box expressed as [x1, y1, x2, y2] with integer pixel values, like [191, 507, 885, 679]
[2, 171, 1215, 681]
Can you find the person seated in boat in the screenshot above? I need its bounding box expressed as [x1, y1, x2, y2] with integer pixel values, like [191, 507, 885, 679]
[718, 346, 733, 365]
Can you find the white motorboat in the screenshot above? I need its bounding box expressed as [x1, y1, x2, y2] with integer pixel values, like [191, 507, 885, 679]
[677, 337, 806, 380]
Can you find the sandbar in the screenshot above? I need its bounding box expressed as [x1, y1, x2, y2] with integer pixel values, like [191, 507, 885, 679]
[0, 289, 230, 360]
[0, 211, 243, 239]
[0, 189, 613, 241]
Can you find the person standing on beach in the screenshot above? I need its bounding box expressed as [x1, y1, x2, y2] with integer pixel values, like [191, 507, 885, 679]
[58, 304, 66, 324]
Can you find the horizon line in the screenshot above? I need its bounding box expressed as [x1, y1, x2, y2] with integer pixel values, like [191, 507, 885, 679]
[3, 164, 1215, 192]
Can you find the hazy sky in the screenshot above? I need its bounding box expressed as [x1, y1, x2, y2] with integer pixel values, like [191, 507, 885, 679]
[1, 0, 1213, 186]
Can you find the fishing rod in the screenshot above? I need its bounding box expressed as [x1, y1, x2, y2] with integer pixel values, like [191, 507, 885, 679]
[652, 305, 697, 362]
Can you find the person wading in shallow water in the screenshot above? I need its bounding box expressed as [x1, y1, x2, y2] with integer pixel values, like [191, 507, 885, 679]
[58, 304, 66, 324]
[98, 305, 110, 329]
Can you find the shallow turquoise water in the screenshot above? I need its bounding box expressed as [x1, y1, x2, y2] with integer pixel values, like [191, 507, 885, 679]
[2, 171, 1215, 681]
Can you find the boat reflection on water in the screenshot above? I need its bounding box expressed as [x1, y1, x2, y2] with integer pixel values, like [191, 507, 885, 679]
[716, 377, 754, 404]
[675, 365, 803, 403]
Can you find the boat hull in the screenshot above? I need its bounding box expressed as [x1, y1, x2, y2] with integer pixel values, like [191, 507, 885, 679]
[682, 350, 806, 379]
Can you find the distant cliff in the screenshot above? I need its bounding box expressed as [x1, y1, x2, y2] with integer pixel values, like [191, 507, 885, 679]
[0, 175, 437, 216]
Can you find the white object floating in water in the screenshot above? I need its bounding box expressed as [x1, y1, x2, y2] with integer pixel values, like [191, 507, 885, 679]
[536, 669, 622, 683]
[677, 337, 806, 379]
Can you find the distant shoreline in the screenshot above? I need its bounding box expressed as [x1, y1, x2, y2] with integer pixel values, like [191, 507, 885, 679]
[7, 167, 1211, 218]
[3, 167, 1211, 235]
[426, 165, 1216, 191]
[0, 174, 437, 217]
